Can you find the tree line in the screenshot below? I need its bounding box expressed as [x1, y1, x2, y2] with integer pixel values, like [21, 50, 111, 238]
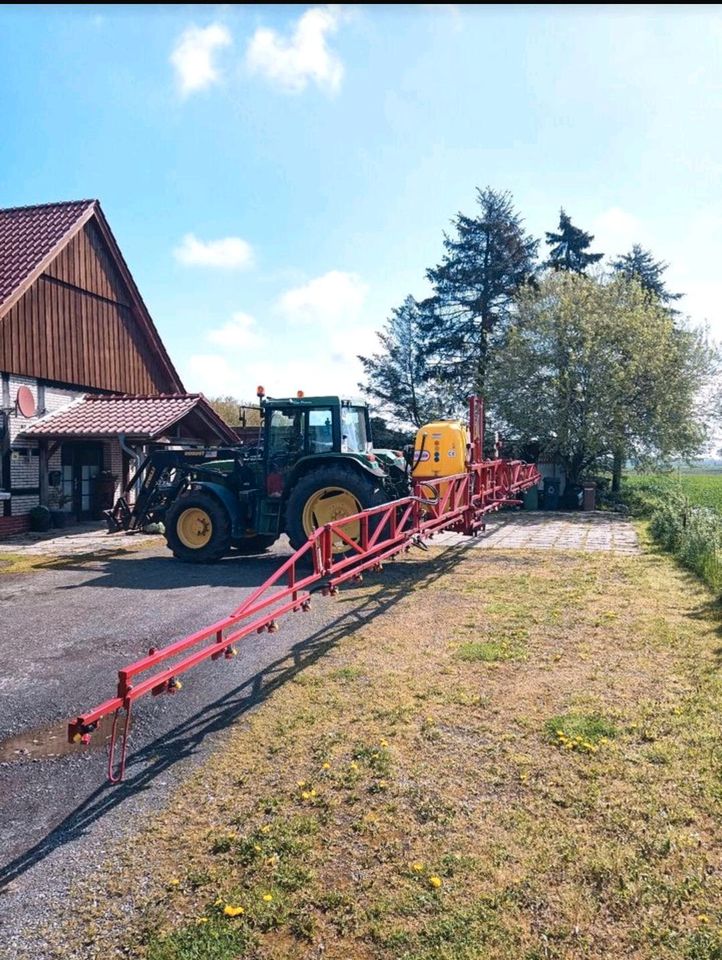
[359, 188, 716, 491]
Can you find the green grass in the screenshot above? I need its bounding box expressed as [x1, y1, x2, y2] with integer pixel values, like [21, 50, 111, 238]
[623, 470, 722, 514]
[49, 551, 722, 960]
[455, 640, 520, 662]
[545, 712, 618, 753]
[622, 473, 722, 591]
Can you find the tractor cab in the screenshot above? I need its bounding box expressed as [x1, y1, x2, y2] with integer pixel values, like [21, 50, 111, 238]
[262, 395, 373, 491]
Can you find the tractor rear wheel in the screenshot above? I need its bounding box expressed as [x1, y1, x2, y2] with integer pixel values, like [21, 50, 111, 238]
[285, 465, 387, 554]
[165, 491, 232, 563]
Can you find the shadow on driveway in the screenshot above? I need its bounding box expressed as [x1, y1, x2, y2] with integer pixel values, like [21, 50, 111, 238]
[0, 542, 473, 891]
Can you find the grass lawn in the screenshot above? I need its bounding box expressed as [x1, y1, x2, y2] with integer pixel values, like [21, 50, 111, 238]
[49, 539, 722, 960]
[625, 470, 722, 513]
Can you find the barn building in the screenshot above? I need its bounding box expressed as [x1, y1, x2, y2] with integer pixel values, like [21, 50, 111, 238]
[0, 199, 236, 536]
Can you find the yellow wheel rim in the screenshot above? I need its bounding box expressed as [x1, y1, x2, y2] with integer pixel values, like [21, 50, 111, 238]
[302, 486, 361, 549]
[177, 507, 213, 549]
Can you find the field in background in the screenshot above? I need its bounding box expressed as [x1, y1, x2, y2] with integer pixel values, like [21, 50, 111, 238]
[42, 545, 722, 960]
[624, 470, 722, 513]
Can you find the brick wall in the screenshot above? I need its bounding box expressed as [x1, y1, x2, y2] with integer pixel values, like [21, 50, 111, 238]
[0, 515, 31, 536]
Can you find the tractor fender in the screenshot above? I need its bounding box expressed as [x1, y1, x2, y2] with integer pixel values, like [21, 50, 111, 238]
[191, 481, 245, 538]
[283, 454, 386, 500]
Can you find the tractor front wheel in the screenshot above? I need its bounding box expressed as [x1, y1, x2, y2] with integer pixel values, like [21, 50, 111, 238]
[285, 465, 387, 553]
[165, 491, 232, 563]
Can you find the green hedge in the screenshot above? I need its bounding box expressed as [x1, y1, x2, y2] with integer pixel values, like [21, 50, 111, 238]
[617, 476, 722, 591]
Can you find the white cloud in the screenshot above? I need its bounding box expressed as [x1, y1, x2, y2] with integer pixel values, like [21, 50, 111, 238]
[277, 270, 367, 324]
[246, 6, 344, 94]
[174, 233, 254, 269]
[207, 312, 264, 350]
[184, 353, 243, 396]
[591, 207, 645, 262]
[171, 23, 232, 96]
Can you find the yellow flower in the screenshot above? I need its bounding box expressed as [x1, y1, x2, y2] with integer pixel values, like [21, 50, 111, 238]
[262, 893, 273, 902]
[224, 905, 245, 917]
[378, 779, 388, 788]
[195, 917, 209, 925]
[168, 878, 180, 886]
[309, 788, 317, 798]
[254, 844, 262, 852]
[350, 761, 359, 771]
[698, 914, 710, 923]
[429, 875, 442, 888]
[297, 779, 306, 787]
[322, 762, 331, 770]
[301, 791, 311, 800]
[260, 824, 271, 834]
[380, 738, 388, 747]
[411, 861, 424, 873]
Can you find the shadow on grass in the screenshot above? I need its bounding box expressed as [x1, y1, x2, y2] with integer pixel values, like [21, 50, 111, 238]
[0, 541, 475, 891]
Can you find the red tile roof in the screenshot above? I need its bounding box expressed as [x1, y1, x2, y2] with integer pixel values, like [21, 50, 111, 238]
[22, 393, 239, 444]
[0, 200, 96, 308]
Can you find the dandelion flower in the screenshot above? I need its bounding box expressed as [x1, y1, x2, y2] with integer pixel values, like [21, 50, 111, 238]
[297, 779, 306, 788]
[350, 761, 359, 772]
[322, 762, 331, 770]
[260, 824, 271, 834]
[309, 789, 317, 798]
[168, 878, 180, 886]
[263, 893, 273, 902]
[301, 791, 311, 800]
[698, 914, 710, 923]
[411, 861, 424, 873]
[224, 905, 245, 917]
[429, 875, 442, 888]
[380, 738, 388, 747]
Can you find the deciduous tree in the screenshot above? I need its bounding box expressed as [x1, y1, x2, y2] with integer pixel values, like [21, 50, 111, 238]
[488, 272, 715, 490]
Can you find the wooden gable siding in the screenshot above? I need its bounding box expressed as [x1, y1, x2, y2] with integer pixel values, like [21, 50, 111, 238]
[0, 221, 169, 393]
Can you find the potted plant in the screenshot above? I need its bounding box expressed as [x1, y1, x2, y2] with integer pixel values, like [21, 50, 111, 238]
[28, 504, 52, 532]
[48, 489, 72, 528]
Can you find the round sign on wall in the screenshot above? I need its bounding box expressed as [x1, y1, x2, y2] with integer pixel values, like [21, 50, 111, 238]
[16, 386, 36, 418]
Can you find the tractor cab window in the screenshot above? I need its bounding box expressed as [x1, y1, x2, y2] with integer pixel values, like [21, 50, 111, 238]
[307, 409, 334, 454]
[340, 407, 369, 453]
[268, 408, 304, 458]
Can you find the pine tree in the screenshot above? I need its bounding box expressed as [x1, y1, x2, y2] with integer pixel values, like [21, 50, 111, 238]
[545, 209, 603, 273]
[358, 295, 445, 427]
[612, 244, 681, 304]
[423, 187, 538, 397]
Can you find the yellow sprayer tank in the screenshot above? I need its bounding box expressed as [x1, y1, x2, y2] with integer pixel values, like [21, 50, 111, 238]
[412, 420, 469, 480]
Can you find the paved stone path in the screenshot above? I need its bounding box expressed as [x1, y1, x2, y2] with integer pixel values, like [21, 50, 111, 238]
[0, 522, 156, 557]
[434, 511, 639, 555]
[0, 513, 640, 561]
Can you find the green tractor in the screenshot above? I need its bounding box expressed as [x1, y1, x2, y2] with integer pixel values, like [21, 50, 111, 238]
[162, 394, 409, 562]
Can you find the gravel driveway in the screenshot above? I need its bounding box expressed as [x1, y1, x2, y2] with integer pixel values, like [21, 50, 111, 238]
[1, 534, 431, 957]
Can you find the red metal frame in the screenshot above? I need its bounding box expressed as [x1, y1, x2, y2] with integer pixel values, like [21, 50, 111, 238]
[68, 409, 540, 783]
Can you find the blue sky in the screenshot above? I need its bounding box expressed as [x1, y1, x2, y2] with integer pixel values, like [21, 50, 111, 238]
[2, 4, 722, 400]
